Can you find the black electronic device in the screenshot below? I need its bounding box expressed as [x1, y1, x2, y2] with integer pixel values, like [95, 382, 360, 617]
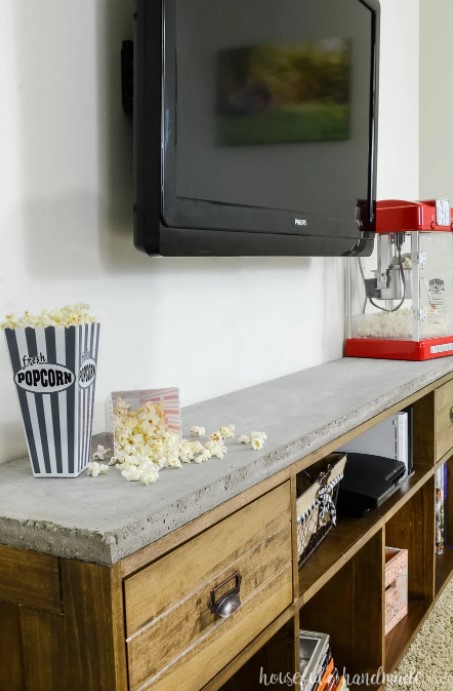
[131, 0, 380, 257]
[339, 407, 413, 477]
[337, 452, 406, 516]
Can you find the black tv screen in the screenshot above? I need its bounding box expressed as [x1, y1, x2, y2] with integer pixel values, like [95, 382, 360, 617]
[133, 0, 379, 257]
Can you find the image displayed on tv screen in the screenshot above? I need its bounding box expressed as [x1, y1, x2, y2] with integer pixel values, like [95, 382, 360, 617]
[216, 38, 351, 146]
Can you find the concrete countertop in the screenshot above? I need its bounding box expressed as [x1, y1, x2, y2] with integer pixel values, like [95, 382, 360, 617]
[1, 356, 453, 565]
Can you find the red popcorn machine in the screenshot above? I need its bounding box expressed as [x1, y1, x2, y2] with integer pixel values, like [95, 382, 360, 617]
[345, 199, 453, 360]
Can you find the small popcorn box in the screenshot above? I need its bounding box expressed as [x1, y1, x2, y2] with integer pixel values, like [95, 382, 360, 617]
[108, 388, 181, 436]
[384, 546, 408, 635]
[4, 324, 100, 477]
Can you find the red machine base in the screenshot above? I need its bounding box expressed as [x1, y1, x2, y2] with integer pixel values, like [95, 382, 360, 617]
[345, 336, 453, 361]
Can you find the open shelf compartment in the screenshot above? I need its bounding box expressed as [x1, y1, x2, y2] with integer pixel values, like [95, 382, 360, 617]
[384, 479, 435, 671]
[435, 456, 453, 595]
[299, 531, 384, 691]
[298, 469, 429, 605]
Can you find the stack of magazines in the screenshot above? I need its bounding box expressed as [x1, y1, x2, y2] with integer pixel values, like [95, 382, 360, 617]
[299, 630, 348, 691]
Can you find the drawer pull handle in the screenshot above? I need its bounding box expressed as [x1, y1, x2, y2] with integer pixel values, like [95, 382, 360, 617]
[208, 571, 242, 619]
[450, 406, 453, 423]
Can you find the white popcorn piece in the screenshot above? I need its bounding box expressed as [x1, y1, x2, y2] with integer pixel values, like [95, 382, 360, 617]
[238, 434, 250, 445]
[140, 470, 159, 486]
[251, 437, 264, 450]
[92, 444, 111, 461]
[220, 425, 235, 439]
[194, 450, 212, 463]
[205, 439, 228, 459]
[190, 425, 206, 437]
[121, 466, 142, 482]
[251, 431, 268, 441]
[86, 461, 109, 477]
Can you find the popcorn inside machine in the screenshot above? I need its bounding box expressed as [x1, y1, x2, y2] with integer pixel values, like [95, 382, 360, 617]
[345, 199, 453, 360]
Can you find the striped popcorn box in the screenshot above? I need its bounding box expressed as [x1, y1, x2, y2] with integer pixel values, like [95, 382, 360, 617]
[108, 388, 181, 435]
[4, 323, 100, 477]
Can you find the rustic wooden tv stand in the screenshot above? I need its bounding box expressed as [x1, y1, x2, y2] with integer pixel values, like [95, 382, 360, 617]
[1, 357, 453, 690]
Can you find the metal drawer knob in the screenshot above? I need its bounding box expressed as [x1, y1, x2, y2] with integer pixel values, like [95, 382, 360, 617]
[208, 571, 242, 619]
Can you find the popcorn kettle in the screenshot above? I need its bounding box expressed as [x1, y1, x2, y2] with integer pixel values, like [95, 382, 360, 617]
[345, 199, 453, 360]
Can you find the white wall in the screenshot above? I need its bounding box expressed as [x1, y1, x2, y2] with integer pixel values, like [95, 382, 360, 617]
[377, 0, 419, 200]
[419, 0, 453, 200]
[0, 0, 419, 463]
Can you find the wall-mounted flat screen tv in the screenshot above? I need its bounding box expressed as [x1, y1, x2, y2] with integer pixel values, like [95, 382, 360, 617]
[132, 0, 380, 257]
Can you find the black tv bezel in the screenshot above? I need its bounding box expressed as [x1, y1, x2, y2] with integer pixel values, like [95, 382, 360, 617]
[133, 0, 380, 257]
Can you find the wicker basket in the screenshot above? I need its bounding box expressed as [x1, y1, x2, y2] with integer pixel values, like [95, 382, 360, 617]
[296, 453, 347, 566]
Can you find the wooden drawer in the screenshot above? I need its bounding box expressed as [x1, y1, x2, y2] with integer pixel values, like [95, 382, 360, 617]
[435, 379, 453, 460]
[124, 482, 293, 690]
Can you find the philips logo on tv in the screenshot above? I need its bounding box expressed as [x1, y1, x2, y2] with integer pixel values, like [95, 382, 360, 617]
[295, 218, 308, 227]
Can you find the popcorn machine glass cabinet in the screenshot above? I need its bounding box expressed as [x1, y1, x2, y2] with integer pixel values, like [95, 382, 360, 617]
[345, 202, 453, 360]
